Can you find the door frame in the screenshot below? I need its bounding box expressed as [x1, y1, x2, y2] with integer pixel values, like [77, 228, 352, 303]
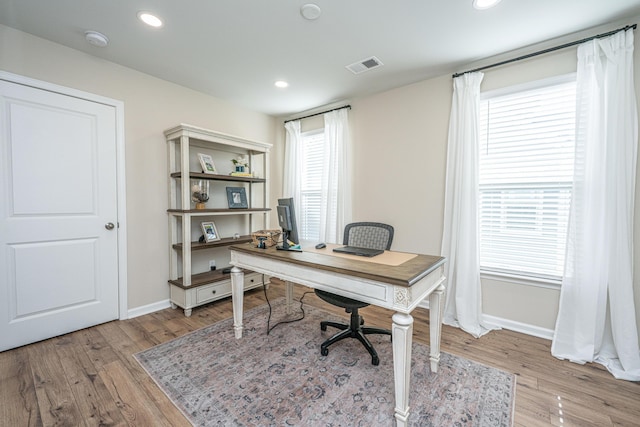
[0, 70, 128, 320]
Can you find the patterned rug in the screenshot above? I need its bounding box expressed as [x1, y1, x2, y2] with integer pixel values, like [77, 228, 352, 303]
[135, 299, 515, 426]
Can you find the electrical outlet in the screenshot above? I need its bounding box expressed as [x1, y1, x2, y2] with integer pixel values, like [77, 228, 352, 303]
[209, 260, 216, 271]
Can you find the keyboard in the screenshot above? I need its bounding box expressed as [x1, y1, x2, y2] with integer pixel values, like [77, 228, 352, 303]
[332, 246, 384, 257]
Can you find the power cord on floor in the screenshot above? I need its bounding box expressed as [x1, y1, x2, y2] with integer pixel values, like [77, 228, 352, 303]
[262, 274, 313, 335]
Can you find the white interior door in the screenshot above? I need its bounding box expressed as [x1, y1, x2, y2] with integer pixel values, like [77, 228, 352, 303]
[0, 78, 120, 352]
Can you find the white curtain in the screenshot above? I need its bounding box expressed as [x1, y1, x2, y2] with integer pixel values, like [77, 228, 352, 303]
[552, 29, 640, 381]
[322, 109, 352, 243]
[283, 120, 302, 225]
[441, 72, 496, 338]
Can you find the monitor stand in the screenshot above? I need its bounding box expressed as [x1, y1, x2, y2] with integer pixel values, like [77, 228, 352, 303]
[276, 230, 302, 252]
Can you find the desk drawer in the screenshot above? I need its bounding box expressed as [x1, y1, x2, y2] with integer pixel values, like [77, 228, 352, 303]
[195, 272, 264, 305]
[244, 272, 263, 289]
[196, 281, 232, 304]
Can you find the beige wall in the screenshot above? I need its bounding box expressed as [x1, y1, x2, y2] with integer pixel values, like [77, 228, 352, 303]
[341, 26, 640, 334]
[274, 30, 640, 334]
[4, 19, 640, 335]
[0, 24, 276, 310]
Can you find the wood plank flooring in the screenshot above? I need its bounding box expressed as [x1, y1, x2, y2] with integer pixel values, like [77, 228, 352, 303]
[1, 281, 639, 426]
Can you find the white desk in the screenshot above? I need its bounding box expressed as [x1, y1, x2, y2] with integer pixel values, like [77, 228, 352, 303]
[229, 243, 446, 427]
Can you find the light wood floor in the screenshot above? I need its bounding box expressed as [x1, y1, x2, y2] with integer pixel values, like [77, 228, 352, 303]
[1, 281, 639, 427]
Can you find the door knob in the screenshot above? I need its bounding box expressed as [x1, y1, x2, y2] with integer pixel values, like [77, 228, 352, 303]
[105, 222, 115, 230]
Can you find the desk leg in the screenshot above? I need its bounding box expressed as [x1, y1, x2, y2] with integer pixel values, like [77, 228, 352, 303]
[392, 312, 413, 427]
[284, 281, 294, 315]
[230, 266, 244, 339]
[428, 283, 445, 373]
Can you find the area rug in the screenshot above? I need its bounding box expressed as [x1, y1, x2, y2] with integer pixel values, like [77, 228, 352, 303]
[135, 299, 515, 426]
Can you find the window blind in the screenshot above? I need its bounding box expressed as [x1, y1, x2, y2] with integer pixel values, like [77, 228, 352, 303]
[478, 78, 576, 280]
[299, 131, 324, 241]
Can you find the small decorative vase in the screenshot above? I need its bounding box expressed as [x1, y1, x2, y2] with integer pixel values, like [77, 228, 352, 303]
[191, 179, 209, 209]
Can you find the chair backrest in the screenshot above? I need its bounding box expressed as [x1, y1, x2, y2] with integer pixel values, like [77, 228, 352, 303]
[343, 222, 394, 251]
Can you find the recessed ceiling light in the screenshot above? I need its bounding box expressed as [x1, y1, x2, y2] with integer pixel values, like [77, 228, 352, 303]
[85, 31, 109, 47]
[300, 4, 322, 20]
[472, 0, 502, 10]
[275, 81, 289, 88]
[138, 11, 163, 27]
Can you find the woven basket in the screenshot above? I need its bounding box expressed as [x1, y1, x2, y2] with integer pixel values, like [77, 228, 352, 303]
[251, 229, 281, 247]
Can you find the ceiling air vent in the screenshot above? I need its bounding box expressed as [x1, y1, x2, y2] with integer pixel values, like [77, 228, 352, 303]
[346, 56, 383, 74]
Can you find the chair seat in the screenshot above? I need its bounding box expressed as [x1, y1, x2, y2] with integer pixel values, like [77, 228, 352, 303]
[315, 289, 369, 309]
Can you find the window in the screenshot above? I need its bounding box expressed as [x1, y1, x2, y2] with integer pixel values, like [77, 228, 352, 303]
[478, 75, 576, 281]
[298, 130, 324, 241]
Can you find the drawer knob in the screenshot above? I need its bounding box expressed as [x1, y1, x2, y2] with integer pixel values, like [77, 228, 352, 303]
[211, 290, 216, 294]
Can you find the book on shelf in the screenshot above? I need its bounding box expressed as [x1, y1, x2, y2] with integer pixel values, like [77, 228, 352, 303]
[230, 172, 254, 177]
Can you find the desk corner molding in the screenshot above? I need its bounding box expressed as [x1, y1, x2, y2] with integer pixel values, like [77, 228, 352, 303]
[394, 288, 409, 306]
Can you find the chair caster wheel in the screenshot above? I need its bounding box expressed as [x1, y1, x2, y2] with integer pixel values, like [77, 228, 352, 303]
[321, 347, 328, 356]
[372, 356, 380, 366]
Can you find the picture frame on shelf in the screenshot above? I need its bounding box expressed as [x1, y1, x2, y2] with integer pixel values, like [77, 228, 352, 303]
[197, 153, 217, 174]
[200, 221, 221, 243]
[226, 187, 248, 209]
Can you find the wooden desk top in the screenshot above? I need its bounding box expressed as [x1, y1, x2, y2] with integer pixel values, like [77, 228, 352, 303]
[229, 242, 446, 288]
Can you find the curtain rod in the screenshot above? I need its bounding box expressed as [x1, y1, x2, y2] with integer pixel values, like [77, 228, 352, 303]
[452, 24, 637, 78]
[283, 105, 351, 123]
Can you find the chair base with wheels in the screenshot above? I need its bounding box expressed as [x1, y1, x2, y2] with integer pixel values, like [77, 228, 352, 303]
[316, 289, 391, 366]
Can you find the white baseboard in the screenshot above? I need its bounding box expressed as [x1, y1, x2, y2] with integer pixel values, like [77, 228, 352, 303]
[128, 299, 172, 319]
[417, 300, 554, 340]
[482, 314, 554, 340]
[131, 298, 555, 340]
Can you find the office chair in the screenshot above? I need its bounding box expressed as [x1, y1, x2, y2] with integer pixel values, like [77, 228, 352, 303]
[315, 222, 394, 365]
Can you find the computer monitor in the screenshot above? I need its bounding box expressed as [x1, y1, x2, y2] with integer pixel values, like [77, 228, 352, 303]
[276, 197, 300, 251]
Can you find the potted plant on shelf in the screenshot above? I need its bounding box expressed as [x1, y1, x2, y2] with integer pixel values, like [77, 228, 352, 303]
[231, 155, 250, 175]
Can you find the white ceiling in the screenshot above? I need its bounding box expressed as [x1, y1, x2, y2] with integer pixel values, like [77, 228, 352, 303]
[1, 0, 640, 117]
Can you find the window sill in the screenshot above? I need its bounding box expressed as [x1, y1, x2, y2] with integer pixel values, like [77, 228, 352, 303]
[480, 270, 562, 290]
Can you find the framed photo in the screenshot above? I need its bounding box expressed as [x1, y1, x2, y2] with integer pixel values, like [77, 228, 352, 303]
[226, 187, 248, 209]
[200, 221, 221, 242]
[197, 153, 217, 174]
